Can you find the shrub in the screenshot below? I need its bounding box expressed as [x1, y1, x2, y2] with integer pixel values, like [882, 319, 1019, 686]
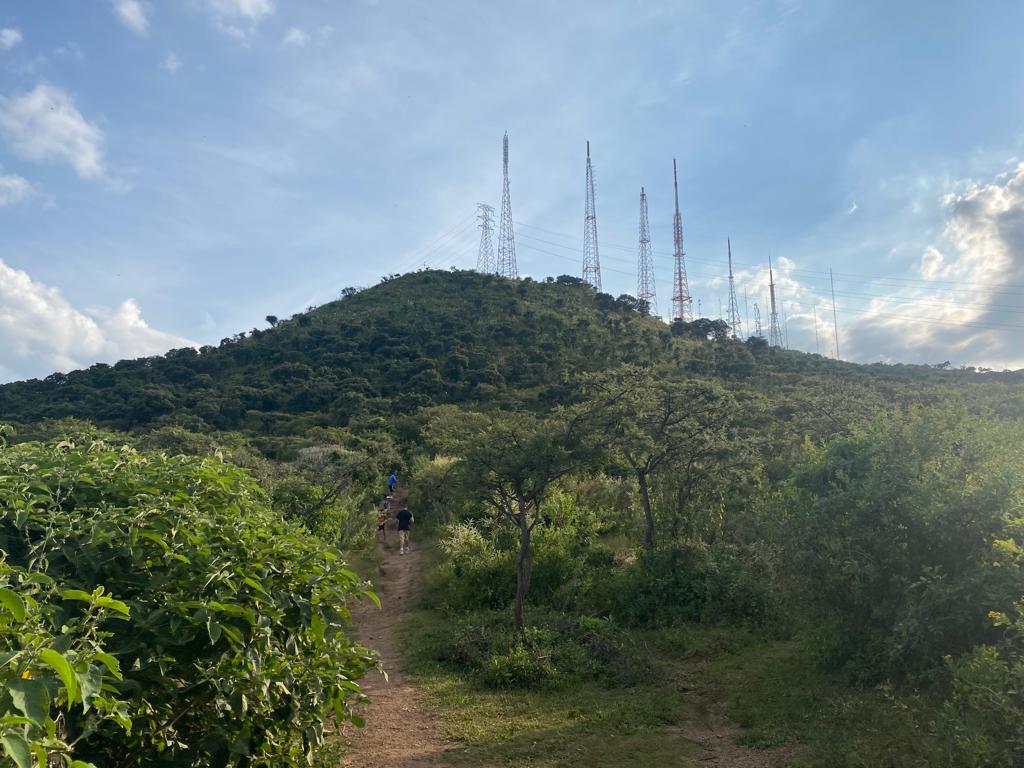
[0, 434, 377, 767]
[604, 543, 775, 628]
[409, 609, 652, 690]
[782, 409, 1024, 680]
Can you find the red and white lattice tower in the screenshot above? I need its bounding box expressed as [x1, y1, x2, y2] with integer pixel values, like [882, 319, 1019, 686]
[637, 187, 657, 316]
[671, 158, 692, 321]
[496, 133, 518, 278]
[582, 141, 602, 290]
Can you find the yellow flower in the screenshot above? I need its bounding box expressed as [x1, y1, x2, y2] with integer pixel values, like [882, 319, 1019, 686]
[20, 670, 30, 679]
[988, 610, 1003, 619]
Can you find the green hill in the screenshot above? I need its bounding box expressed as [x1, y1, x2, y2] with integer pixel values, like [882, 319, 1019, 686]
[2, 269, 1021, 452]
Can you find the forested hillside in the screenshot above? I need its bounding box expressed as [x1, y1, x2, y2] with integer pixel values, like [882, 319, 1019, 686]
[3, 270, 1024, 767]
[3, 269, 1022, 449]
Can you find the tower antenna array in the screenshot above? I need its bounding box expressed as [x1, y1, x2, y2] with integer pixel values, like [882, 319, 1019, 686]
[636, 186, 657, 315]
[476, 203, 495, 273]
[768, 256, 783, 347]
[726, 238, 743, 338]
[753, 303, 763, 337]
[670, 158, 693, 321]
[582, 141, 602, 290]
[496, 132, 518, 278]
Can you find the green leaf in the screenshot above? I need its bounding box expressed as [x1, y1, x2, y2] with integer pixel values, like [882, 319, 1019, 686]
[93, 652, 122, 680]
[7, 678, 50, 725]
[59, 589, 93, 603]
[1, 732, 31, 768]
[94, 596, 130, 618]
[0, 588, 26, 622]
[77, 664, 103, 713]
[38, 649, 78, 705]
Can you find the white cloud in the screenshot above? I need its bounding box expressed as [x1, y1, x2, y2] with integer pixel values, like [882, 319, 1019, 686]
[0, 28, 22, 50]
[846, 201, 858, 215]
[840, 162, 1024, 370]
[112, 0, 149, 35]
[163, 51, 182, 73]
[0, 259, 195, 383]
[202, 0, 274, 20]
[198, 0, 274, 39]
[53, 42, 85, 61]
[0, 174, 36, 205]
[0, 85, 106, 180]
[282, 27, 309, 47]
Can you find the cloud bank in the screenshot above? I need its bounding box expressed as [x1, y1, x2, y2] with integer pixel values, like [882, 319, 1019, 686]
[0, 259, 196, 383]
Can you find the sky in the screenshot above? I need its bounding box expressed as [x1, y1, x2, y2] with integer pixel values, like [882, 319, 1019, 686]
[2, 0, 1024, 382]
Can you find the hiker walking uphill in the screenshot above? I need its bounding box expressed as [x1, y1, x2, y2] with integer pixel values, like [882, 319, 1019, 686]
[388, 472, 398, 494]
[395, 506, 414, 555]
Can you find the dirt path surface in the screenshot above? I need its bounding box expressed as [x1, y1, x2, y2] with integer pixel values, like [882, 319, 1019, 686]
[341, 535, 450, 768]
[684, 719, 799, 767]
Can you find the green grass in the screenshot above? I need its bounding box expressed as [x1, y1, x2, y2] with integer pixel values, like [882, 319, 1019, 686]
[399, 609, 703, 767]
[644, 626, 943, 768]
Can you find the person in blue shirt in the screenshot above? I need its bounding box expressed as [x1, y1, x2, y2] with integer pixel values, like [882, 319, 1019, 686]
[388, 473, 398, 494]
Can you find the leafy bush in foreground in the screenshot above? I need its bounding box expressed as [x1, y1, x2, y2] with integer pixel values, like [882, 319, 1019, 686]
[0, 433, 377, 767]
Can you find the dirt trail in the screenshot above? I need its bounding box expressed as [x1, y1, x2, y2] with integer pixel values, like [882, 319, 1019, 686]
[341, 531, 449, 768]
[684, 719, 799, 767]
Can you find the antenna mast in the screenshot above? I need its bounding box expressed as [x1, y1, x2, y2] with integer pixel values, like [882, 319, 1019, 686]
[830, 268, 840, 359]
[582, 141, 602, 290]
[637, 186, 657, 315]
[753, 303, 763, 337]
[726, 238, 742, 338]
[496, 132, 518, 278]
[768, 256, 783, 347]
[670, 158, 692, 321]
[813, 305, 821, 355]
[476, 203, 495, 273]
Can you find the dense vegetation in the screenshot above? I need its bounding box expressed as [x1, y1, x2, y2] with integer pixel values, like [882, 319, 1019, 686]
[3, 269, 1024, 766]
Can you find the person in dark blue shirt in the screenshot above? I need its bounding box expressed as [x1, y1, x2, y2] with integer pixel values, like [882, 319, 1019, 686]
[395, 507, 414, 555]
[388, 473, 398, 494]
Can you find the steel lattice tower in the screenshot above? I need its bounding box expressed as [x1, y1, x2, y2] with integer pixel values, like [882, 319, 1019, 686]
[496, 132, 518, 279]
[768, 256, 783, 347]
[726, 238, 742, 339]
[582, 142, 602, 290]
[476, 203, 495, 273]
[753, 303, 763, 337]
[636, 187, 657, 316]
[671, 158, 692, 321]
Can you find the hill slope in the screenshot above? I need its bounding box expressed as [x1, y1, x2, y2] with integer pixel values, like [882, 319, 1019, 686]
[2, 270, 1022, 446]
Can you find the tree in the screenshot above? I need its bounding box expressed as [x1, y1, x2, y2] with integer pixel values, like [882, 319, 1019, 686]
[582, 366, 737, 549]
[265, 314, 279, 326]
[428, 409, 598, 631]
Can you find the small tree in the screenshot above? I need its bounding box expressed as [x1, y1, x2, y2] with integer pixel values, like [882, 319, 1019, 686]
[429, 409, 597, 631]
[265, 314, 279, 326]
[582, 366, 737, 549]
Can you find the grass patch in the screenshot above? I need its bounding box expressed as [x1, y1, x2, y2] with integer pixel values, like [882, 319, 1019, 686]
[645, 627, 942, 768]
[399, 609, 703, 767]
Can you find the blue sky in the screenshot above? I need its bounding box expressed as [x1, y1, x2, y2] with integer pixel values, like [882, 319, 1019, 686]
[1, 0, 1024, 382]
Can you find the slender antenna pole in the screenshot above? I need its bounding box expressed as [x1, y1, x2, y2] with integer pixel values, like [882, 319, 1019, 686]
[813, 306, 820, 355]
[830, 268, 840, 359]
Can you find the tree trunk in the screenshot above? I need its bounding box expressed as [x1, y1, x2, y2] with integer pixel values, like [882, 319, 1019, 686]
[638, 469, 655, 550]
[513, 503, 533, 633]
